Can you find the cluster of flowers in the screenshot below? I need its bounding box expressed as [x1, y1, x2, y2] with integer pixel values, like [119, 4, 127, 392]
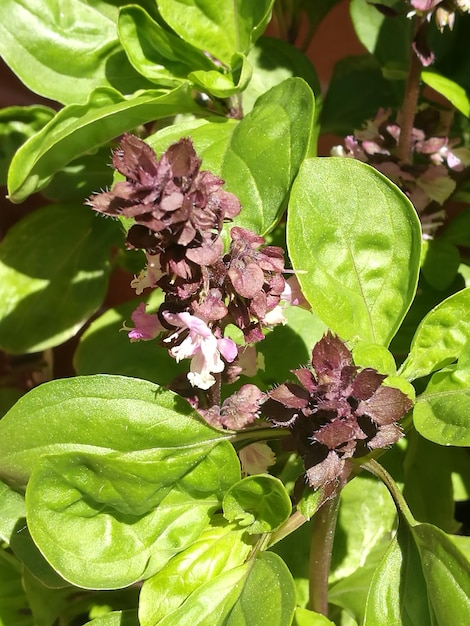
[331, 106, 470, 236]
[87, 134, 290, 392]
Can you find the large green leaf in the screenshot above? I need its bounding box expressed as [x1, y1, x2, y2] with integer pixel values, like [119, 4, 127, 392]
[287, 158, 421, 346]
[157, 0, 275, 65]
[399, 288, 470, 381]
[0, 0, 150, 104]
[0, 204, 121, 354]
[141, 551, 295, 626]
[0, 376, 239, 588]
[139, 519, 252, 626]
[7, 84, 202, 203]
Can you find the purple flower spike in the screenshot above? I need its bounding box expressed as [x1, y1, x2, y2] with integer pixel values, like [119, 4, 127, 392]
[261, 332, 413, 490]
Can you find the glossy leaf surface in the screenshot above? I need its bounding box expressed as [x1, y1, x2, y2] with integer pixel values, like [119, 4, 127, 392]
[157, 0, 274, 65]
[142, 551, 295, 626]
[288, 158, 421, 345]
[223, 475, 292, 534]
[0, 376, 240, 588]
[0, 204, 121, 354]
[8, 85, 201, 203]
[0, 0, 148, 104]
[139, 519, 252, 626]
[399, 288, 470, 381]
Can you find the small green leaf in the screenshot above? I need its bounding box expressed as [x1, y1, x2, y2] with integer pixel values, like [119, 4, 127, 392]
[293, 607, 335, 625]
[84, 610, 139, 626]
[352, 343, 397, 375]
[422, 71, 470, 117]
[0, 204, 121, 354]
[223, 475, 292, 534]
[413, 363, 470, 447]
[157, 0, 275, 65]
[139, 518, 251, 626]
[189, 54, 253, 98]
[287, 158, 421, 346]
[7, 84, 202, 203]
[399, 288, 470, 381]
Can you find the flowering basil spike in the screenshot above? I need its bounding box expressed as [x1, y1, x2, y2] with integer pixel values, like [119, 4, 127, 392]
[261, 332, 413, 490]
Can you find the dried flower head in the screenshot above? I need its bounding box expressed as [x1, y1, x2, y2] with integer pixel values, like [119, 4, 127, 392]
[261, 332, 413, 490]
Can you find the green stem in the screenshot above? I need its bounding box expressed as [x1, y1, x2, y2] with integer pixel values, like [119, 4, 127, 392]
[396, 21, 423, 164]
[308, 492, 341, 617]
[268, 510, 308, 547]
[361, 459, 416, 527]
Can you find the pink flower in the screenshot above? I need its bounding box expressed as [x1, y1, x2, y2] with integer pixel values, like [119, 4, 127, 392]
[126, 302, 163, 342]
[162, 311, 237, 389]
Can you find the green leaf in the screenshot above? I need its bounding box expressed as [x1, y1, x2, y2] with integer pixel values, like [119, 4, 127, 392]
[157, 0, 275, 65]
[0, 376, 239, 588]
[293, 607, 335, 626]
[287, 158, 421, 346]
[399, 287, 470, 381]
[0, 548, 33, 626]
[320, 55, 403, 135]
[84, 610, 139, 626]
[403, 431, 460, 533]
[351, 342, 397, 375]
[413, 363, 470, 447]
[74, 293, 186, 386]
[349, 0, 411, 78]
[410, 523, 470, 624]
[0, 0, 150, 104]
[0, 479, 26, 545]
[363, 523, 431, 626]
[139, 518, 252, 626]
[189, 54, 253, 98]
[421, 238, 461, 291]
[222, 475, 292, 534]
[329, 475, 397, 585]
[244, 36, 321, 118]
[0, 105, 55, 185]
[7, 84, 202, 203]
[0, 204, 121, 354]
[143, 551, 295, 626]
[422, 71, 470, 117]
[117, 5, 216, 87]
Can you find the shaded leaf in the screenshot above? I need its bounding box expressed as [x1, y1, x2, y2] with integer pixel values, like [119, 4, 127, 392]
[0, 204, 121, 354]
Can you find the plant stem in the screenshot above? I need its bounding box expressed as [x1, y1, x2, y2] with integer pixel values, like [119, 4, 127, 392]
[361, 459, 416, 528]
[308, 492, 341, 617]
[206, 371, 222, 407]
[396, 22, 423, 164]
